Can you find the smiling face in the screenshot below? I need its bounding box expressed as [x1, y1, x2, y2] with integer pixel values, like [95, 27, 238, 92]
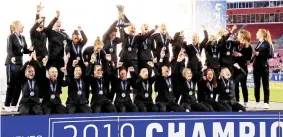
[74, 66, 82, 78]
[141, 24, 149, 34]
[25, 66, 35, 79]
[119, 69, 127, 80]
[109, 31, 117, 41]
[140, 68, 149, 79]
[206, 70, 214, 81]
[72, 34, 80, 45]
[128, 24, 136, 35]
[48, 67, 58, 80]
[182, 68, 192, 80]
[160, 24, 167, 34]
[192, 33, 200, 45]
[161, 66, 169, 77]
[94, 65, 103, 78]
[221, 68, 231, 79]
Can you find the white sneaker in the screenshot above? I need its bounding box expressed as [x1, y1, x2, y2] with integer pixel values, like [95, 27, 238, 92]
[10, 106, 18, 112]
[263, 103, 270, 109]
[255, 102, 260, 109]
[243, 102, 248, 108]
[2, 106, 13, 112]
[186, 109, 190, 112]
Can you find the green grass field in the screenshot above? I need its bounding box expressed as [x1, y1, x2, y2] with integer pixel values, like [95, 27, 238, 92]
[60, 83, 283, 103]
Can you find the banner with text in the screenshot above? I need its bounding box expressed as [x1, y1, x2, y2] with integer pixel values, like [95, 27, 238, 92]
[2, 112, 283, 137]
[247, 72, 283, 88]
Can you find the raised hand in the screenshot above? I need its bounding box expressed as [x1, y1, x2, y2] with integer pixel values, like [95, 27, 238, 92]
[117, 62, 123, 68]
[42, 57, 48, 66]
[72, 60, 78, 67]
[233, 63, 240, 69]
[152, 57, 157, 63]
[147, 61, 154, 67]
[29, 46, 34, 51]
[32, 51, 37, 60]
[201, 25, 206, 30]
[128, 66, 135, 72]
[106, 54, 111, 61]
[160, 51, 165, 59]
[60, 67, 66, 73]
[78, 25, 82, 31]
[36, 2, 44, 12]
[56, 10, 60, 18]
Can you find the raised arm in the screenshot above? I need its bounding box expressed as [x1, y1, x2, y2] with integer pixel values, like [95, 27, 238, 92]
[103, 20, 118, 42]
[46, 11, 60, 32]
[30, 18, 44, 37]
[199, 26, 208, 48]
[78, 26, 88, 46]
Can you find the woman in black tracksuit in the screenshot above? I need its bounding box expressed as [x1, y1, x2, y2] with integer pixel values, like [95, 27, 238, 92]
[233, 30, 253, 106]
[102, 18, 124, 65]
[186, 25, 208, 84]
[174, 59, 210, 112]
[65, 28, 88, 71]
[253, 29, 274, 108]
[198, 68, 226, 112]
[18, 53, 43, 115]
[4, 21, 32, 111]
[170, 31, 187, 71]
[82, 37, 107, 102]
[111, 67, 138, 112]
[86, 57, 117, 113]
[155, 63, 185, 112]
[134, 62, 159, 112]
[205, 26, 236, 78]
[152, 24, 173, 67]
[41, 63, 67, 114]
[217, 65, 246, 112]
[65, 61, 92, 114]
[138, 24, 157, 75]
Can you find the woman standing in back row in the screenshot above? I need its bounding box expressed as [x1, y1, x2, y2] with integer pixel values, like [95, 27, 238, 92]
[4, 21, 33, 112]
[233, 30, 252, 108]
[253, 29, 274, 109]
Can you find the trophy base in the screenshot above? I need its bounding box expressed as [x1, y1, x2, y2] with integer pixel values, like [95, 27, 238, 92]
[117, 22, 131, 28]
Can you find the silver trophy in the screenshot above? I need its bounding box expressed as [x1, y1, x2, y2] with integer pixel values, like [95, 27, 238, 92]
[117, 5, 125, 27]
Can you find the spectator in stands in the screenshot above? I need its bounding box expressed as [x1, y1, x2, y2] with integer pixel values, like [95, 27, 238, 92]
[253, 29, 274, 109]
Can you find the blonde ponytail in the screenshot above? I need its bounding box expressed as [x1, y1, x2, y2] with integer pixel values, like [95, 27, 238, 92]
[265, 30, 274, 51]
[10, 24, 15, 35]
[94, 36, 104, 47]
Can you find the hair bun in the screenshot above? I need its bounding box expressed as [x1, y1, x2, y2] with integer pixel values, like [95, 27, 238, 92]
[73, 30, 79, 35]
